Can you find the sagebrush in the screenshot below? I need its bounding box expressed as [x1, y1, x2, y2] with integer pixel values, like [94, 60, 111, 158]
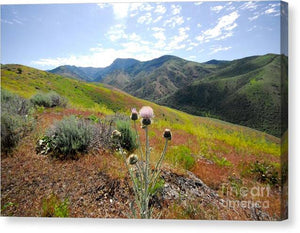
[1, 89, 35, 154]
[30, 91, 67, 108]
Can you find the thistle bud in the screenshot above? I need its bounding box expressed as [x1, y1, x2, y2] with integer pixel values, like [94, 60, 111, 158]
[163, 129, 172, 140]
[142, 118, 152, 126]
[128, 154, 138, 165]
[130, 108, 138, 121]
[111, 130, 122, 140]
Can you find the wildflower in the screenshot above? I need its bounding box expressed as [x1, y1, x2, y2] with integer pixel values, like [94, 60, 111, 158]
[139, 106, 154, 126]
[130, 108, 139, 121]
[128, 154, 138, 165]
[111, 130, 122, 139]
[163, 129, 172, 140]
[139, 106, 154, 119]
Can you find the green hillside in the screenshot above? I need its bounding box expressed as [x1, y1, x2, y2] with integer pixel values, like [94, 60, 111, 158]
[160, 54, 288, 137]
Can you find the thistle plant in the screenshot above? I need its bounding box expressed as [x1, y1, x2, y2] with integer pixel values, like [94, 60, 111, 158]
[112, 106, 171, 219]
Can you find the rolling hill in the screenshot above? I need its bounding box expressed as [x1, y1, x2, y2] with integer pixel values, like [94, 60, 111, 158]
[48, 54, 288, 137]
[160, 54, 288, 137]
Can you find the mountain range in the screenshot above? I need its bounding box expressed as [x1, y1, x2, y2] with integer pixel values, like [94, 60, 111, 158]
[49, 54, 288, 137]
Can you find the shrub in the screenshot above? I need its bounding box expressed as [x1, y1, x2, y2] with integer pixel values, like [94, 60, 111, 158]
[1, 89, 32, 115]
[36, 115, 115, 159]
[115, 119, 137, 152]
[1, 89, 35, 154]
[47, 91, 67, 107]
[30, 92, 67, 108]
[250, 161, 279, 186]
[30, 93, 52, 107]
[46, 116, 93, 159]
[1, 113, 25, 153]
[167, 145, 195, 170]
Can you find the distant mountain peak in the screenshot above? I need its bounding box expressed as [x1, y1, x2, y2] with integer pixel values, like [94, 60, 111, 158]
[112, 57, 140, 63]
[204, 59, 230, 65]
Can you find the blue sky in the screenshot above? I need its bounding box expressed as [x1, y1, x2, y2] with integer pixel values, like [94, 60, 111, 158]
[1, 1, 287, 70]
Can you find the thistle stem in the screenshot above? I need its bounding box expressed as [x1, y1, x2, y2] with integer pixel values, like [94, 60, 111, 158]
[144, 125, 150, 218]
[134, 121, 144, 161]
[150, 138, 168, 188]
[134, 121, 147, 186]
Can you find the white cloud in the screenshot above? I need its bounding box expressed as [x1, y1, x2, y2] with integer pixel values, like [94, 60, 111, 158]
[97, 3, 109, 9]
[197, 23, 202, 28]
[248, 14, 259, 21]
[166, 27, 189, 50]
[137, 12, 152, 24]
[152, 27, 165, 32]
[128, 33, 141, 42]
[151, 27, 166, 48]
[110, 3, 156, 19]
[211, 6, 224, 13]
[13, 19, 23, 25]
[226, 6, 236, 11]
[130, 12, 138, 18]
[139, 3, 154, 12]
[171, 4, 182, 15]
[32, 42, 171, 68]
[163, 15, 184, 28]
[112, 3, 130, 19]
[153, 31, 166, 41]
[240, 1, 258, 11]
[194, 2, 203, 6]
[106, 24, 127, 42]
[153, 16, 163, 23]
[189, 42, 199, 47]
[129, 3, 143, 11]
[196, 11, 239, 42]
[209, 45, 232, 54]
[269, 3, 280, 8]
[247, 3, 280, 21]
[215, 31, 233, 41]
[155, 4, 166, 14]
[1, 19, 14, 24]
[265, 8, 276, 14]
[1, 17, 24, 25]
[188, 55, 196, 60]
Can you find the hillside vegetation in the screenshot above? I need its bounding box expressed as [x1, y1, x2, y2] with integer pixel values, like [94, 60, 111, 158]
[49, 54, 288, 137]
[1, 64, 286, 219]
[161, 54, 288, 137]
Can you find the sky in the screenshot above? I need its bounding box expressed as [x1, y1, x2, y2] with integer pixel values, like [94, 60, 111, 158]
[1, 1, 288, 70]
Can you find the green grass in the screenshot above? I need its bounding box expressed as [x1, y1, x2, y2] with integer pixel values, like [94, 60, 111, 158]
[166, 145, 195, 170]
